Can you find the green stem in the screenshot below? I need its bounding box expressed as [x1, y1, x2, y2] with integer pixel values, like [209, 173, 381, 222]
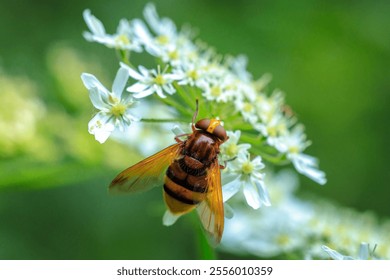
[160, 97, 193, 118]
[116, 49, 133, 67]
[140, 118, 189, 123]
[240, 134, 264, 145]
[240, 134, 290, 164]
[196, 226, 217, 260]
[174, 83, 197, 111]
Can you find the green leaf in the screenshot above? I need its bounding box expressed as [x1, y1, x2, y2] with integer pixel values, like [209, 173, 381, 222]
[0, 158, 106, 191]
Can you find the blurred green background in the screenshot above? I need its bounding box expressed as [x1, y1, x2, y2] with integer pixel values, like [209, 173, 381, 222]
[0, 0, 389, 259]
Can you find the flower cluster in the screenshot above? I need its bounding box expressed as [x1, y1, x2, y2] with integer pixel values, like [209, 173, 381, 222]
[220, 170, 390, 259]
[81, 3, 326, 233]
[0, 70, 45, 157]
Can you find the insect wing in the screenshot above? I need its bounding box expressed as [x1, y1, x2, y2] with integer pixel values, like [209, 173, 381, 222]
[109, 144, 181, 194]
[196, 160, 224, 245]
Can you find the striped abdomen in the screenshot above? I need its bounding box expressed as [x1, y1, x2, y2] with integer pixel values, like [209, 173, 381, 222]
[163, 157, 208, 214]
[163, 131, 219, 215]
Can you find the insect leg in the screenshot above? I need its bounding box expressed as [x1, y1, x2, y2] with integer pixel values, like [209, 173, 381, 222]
[175, 133, 190, 143]
[220, 155, 237, 169]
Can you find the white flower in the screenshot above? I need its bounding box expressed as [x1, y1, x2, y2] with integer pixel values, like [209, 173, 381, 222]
[219, 130, 251, 162]
[221, 170, 315, 258]
[235, 99, 258, 124]
[307, 201, 389, 259]
[275, 125, 327, 185]
[198, 77, 233, 103]
[81, 67, 139, 143]
[143, 3, 178, 42]
[173, 63, 204, 87]
[232, 209, 308, 257]
[222, 152, 270, 209]
[322, 243, 378, 260]
[221, 184, 313, 258]
[133, 3, 188, 59]
[83, 9, 142, 52]
[254, 113, 290, 146]
[255, 90, 285, 123]
[121, 62, 182, 99]
[227, 54, 252, 83]
[112, 102, 176, 156]
[253, 73, 272, 91]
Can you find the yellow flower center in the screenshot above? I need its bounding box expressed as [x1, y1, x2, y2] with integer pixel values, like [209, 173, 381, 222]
[288, 146, 300, 154]
[226, 144, 238, 157]
[154, 74, 166, 86]
[115, 34, 130, 45]
[267, 126, 277, 137]
[156, 35, 169, 45]
[168, 50, 179, 60]
[211, 86, 221, 97]
[242, 161, 254, 174]
[243, 102, 253, 113]
[110, 104, 126, 117]
[187, 69, 199, 80]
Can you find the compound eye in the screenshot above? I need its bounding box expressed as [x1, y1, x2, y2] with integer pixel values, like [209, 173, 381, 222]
[195, 119, 210, 130]
[213, 125, 227, 142]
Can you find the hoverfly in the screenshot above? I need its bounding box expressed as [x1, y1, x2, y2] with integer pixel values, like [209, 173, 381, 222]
[109, 101, 228, 244]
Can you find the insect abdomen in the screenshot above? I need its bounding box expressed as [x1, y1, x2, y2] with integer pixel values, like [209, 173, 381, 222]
[163, 157, 207, 214]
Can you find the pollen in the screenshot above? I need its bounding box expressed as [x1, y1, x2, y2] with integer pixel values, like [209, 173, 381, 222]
[242, 161, 254, 174]
[108, 94, 119, 104]
[95, 120, 103, 128]
[110, 104, 126, 117]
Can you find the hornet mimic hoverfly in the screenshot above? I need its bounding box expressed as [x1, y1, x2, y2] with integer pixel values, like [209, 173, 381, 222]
[110, 101, 228, 244]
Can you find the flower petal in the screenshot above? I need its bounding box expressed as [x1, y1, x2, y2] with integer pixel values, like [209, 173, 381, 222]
[81, 73, 107, 91]
[224, 203, 234, 219]
[132, 87, 155, 99]
[155, 86, 166, 98]
[171, 125, 186, 136]
[81, 73, 110, 110]
[133, 19, 153, 44]
[222, 175, 241, 202]
[243, 179, 262, 209]
[88, 113, 115, 143]
[321, 245, 348, 260]
[126, 82, 149, 93]
[88, 87, 108, 110]
[358, 243, 370, 260]
[162, 210, 181, 226]
[291, 154, 327, 185]
[112, 67, 129, 99]
[163, 84, 176, 95]
[120, 62, 145, 81]
[83, 9, 106, 37]
[254, 179, 271, 207]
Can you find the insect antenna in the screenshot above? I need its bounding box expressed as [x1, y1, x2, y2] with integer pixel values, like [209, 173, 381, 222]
[191, 99, 199, 130]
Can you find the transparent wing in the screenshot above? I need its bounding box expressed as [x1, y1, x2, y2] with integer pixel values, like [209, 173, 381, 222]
[109, 144, 181, 194]
[196, 160, 224, 245]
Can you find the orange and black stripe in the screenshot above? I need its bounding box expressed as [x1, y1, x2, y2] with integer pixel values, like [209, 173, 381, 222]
[163, 158, 207, 207]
